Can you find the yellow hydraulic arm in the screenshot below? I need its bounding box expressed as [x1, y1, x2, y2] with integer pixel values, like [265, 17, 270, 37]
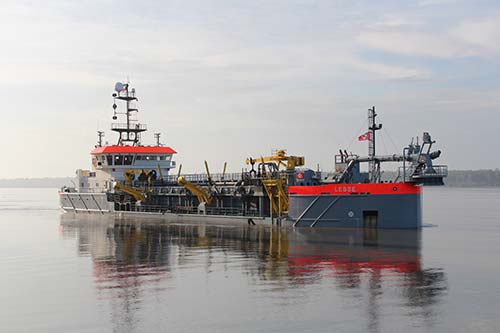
[157, 163, 164, 181]
[114, 183, 147, 202]
[178, 176, 212, 205]
[246, 149, 304, 170]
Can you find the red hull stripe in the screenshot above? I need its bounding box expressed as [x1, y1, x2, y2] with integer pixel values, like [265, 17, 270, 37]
[288, 256, 421, 275]
[289, 182, 421, 196]
[91, 145, 177, 155]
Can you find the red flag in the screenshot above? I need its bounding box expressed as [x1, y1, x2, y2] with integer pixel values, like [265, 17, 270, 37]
[358, 131, 370, 141]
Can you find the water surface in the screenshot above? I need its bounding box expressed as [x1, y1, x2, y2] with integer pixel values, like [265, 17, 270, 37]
[1, 187, 499, 332]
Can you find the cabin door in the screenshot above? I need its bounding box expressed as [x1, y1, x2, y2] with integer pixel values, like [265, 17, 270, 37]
[363, 210, 378, 228]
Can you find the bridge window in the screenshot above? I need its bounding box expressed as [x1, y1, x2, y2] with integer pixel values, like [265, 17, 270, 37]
[114, 155, 123, 165]
[136, 155, 142, 161]
[106, 155, 113, 165]
[123, 155, 133, 165]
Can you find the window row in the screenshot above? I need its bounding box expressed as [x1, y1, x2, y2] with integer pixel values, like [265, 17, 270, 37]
[98, 154, 172, 166]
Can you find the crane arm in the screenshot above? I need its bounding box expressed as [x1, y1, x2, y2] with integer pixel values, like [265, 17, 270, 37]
[114, 183, 147, 202]
[178, 176, 212, 205]
[157, 163, 164, 181]
[245, 149, 304, 170]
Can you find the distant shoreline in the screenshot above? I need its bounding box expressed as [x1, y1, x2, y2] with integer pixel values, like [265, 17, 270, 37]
[1, 169, 499, 188]
[0, 177, 73, 188]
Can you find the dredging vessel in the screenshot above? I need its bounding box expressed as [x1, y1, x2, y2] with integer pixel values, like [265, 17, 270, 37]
[59, 82, 447, 228]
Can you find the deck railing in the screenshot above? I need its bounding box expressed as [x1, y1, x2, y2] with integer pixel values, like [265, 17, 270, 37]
[398, 165, 448, 182]
[111, 123, 147, 131]
[114, 203, 260, 217]
[166, 172, 243, 184]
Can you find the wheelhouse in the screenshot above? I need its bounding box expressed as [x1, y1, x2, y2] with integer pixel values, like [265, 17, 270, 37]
[90, 145, 177, 182]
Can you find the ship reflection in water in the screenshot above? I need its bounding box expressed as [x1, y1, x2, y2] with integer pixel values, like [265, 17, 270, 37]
[60, 216, 447, 332]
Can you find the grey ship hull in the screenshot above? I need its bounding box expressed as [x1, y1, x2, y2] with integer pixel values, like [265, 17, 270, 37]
[287, 193, 421, 229]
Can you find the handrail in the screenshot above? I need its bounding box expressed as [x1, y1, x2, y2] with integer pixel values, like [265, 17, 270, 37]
[398, 165, 448, 182]
[111, 123, 147, 131]
[166, 172, 243, 183]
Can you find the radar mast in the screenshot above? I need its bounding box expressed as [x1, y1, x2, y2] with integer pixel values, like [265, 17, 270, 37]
[368, 106, 382, 182]
[111, 82, 147, 146]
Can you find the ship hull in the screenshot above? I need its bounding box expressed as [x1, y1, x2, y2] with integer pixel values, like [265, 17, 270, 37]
[60, 182, 422, 229]
[287, 182, 422, 229]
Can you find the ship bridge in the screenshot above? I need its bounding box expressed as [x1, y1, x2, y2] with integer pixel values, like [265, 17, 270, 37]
[90, 145, 177, 182]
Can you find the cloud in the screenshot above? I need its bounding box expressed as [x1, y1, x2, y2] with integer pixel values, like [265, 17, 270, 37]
[358, 31, 473, 59]
[453, 16, 500, 54]
[359, 12, 500, 59]
[339, 57, 431, 80]
[417, 0, 460, 6]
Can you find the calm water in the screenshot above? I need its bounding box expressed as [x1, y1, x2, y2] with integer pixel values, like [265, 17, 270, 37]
[1, 187, 499, 333]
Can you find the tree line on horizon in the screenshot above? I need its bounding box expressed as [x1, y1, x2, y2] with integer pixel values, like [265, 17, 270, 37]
[445, 169, 500, 187]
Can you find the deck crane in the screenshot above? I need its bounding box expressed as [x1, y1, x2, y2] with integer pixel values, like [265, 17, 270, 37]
[123, 169, 157, 186]
[177, 161, 215, 211]
[114, 183, 147, 202]
[245, 149, 304, 171]
[245, 149, 305, 218]
[177, 176, 213, 206]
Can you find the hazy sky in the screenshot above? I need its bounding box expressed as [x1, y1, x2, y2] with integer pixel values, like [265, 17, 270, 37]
[2, 0, 499, 177]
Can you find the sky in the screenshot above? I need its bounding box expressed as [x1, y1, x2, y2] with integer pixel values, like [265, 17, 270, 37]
[1, 0, 500, 177]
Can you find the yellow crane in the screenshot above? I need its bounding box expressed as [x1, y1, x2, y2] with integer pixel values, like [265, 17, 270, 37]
[245, 149, 304, 170]
[123, 167, 162, 188]
[261, 175, 289, 216]
[114, 183, 147, 202]
[123, 169, 145, 185]
[118, 169, 154, 202]
[177, 176, 212, 205]
[245, 150, 304, 217]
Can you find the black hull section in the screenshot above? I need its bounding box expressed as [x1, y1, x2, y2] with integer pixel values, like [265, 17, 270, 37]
[288, 193, 422, 229]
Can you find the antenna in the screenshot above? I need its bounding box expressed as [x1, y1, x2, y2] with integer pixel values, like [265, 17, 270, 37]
[97, 131, 105, 147]
[154, 133, 161, 146]
[368, 106, 382, 182]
